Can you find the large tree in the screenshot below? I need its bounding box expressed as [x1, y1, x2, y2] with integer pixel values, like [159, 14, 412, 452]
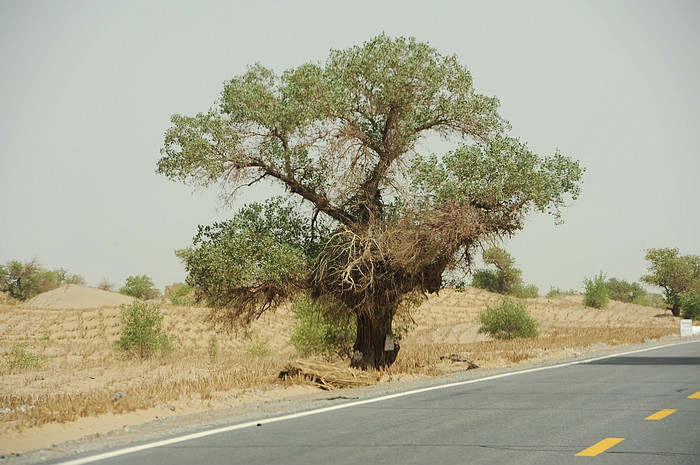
[157, 35, 583, 369]
[641, 248, 700, 316]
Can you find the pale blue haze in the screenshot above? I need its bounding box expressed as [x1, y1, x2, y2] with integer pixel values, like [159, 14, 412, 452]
[1, 1, 698, 293]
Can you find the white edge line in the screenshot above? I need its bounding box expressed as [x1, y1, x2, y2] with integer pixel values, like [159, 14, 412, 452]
[56, 338, 700, 465]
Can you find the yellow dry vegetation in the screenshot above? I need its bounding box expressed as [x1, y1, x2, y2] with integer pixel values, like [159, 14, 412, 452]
[0, 285, 677, 441]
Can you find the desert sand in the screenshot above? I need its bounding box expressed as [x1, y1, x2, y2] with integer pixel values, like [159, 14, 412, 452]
[0, 284, 681, 458]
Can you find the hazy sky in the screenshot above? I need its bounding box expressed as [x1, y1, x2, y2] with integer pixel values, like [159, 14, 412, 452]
[1, 0, 698, 294]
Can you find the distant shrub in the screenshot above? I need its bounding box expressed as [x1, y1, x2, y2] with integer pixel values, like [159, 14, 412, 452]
[583, 272, 609, 309]
[119, 275, 160, 300]
[605, 278, 647, 304]
[247, 334, 271, 357]
[114, 301, 175, 358]
[290, 294, 356, 358]
[680, 291, 700, 321]
[97, 278, 115, 291]
[471, 248, 538, 298]
[442, 278, 468, 292]
[477, 298, 539, 340]
[547, 287, 580, 297]
[1, 259, 85, 301]
[3, 343, 49, 372]
[471, 269, 501, 293]
[168, 283, 195, 306]
[208, 335, 219, 361]
[512, 284, 539, 298]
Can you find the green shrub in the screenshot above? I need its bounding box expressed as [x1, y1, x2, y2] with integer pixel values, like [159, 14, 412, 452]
[477, 298, 539, 340]
[208, 335, 219, 361]
[168, 283, 195, 306]
[547, 287, 579, 298]
[3, 343, 49, 371]
[119, 275, 160, 300]
[114, 301, 175, 358]
[247, 334, 271, 357]
[290, 294, 356, 358]
[511, 284, 539, 298]
[583, 272, 609, 308]
[680, 291, 700, 321]
[1, 259, 85, 301]
[605, 278, 647, 304]
[471, 269, 500, 293]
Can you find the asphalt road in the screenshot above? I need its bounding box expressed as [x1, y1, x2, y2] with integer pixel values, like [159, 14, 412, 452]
[55, 340, 700, 465]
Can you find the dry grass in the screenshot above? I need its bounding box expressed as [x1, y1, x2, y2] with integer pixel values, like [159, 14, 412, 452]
[0, 287, 680, 435]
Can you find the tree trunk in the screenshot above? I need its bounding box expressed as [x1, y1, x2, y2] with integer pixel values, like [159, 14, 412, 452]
[351, 310, 399, 370]
[671, 303, 681, 317]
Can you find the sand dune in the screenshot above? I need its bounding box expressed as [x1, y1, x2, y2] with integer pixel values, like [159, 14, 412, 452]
[20, 285, 135, 310]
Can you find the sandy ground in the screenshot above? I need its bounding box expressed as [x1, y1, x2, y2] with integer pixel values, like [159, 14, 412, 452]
[0, 285, 683, 460]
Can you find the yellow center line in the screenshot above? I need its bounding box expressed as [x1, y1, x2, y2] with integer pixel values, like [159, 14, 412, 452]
[688, 391, 700, 399]
[575, 438, 625, 457]
[645, 409, 677, 420]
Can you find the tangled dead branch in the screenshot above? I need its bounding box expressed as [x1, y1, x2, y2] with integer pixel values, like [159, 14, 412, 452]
[278, 360, 379, 390]
[311, 201, 503, 314]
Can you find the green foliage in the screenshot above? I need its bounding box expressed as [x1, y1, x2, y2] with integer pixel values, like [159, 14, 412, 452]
[546, 287, 579, 298]
[0, 259, 85, 301]
[290, 294, 356, 358]
[114, 301, 175, 358]
[471, 269, 501, 293]
[208, 335, 219, 361]
[470, 248, 538, 297]
[477, 298, 539, 340]
[177, 197, 318, 319]
[442, 278, 468, 291]
[409, 137, 583, 225]
[605, 278, 647, 304]
[168, 283, 195, 306]
[247, 334, 271, 357]
[119, 275, 160, 300]
[583, 272, 609, 309]
[641, 248, 700, 316]
[156, 34, 583, 369]
[680, 291, 700, 321]
[3, 343, 49, 372]
[512, 284, 540, 299]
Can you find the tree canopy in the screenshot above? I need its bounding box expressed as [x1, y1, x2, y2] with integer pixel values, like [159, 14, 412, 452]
[1, 259, 85, 301]
[641, 248, 700, 316]
[158, 35, 583, 369]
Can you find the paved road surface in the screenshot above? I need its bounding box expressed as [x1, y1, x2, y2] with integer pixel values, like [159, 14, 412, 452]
[55, 340, 700, 465]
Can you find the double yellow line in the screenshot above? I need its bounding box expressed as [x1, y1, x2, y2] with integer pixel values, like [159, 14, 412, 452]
[575, 390, 700, 457]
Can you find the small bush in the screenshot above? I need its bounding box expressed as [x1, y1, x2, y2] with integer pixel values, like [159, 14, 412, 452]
[114, 301, 175, 358]
[680, 291, 700, 321]
[3, 343, 49, 372]
[547, 287, 579, 298]
[247, 334, 271, 357]
[290, 294, 356, 358]
[471, 269, 500, 293]
[119, 275, 160, 300]
[512, 284, 539, 298]
[168, 283, 195, 306]
[477, 298, 539, 340]
[605, 277, 647, 304]
[583, 272, 609, 308]
[208, 335, 219, 361]
[97, 278, 115, 291]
